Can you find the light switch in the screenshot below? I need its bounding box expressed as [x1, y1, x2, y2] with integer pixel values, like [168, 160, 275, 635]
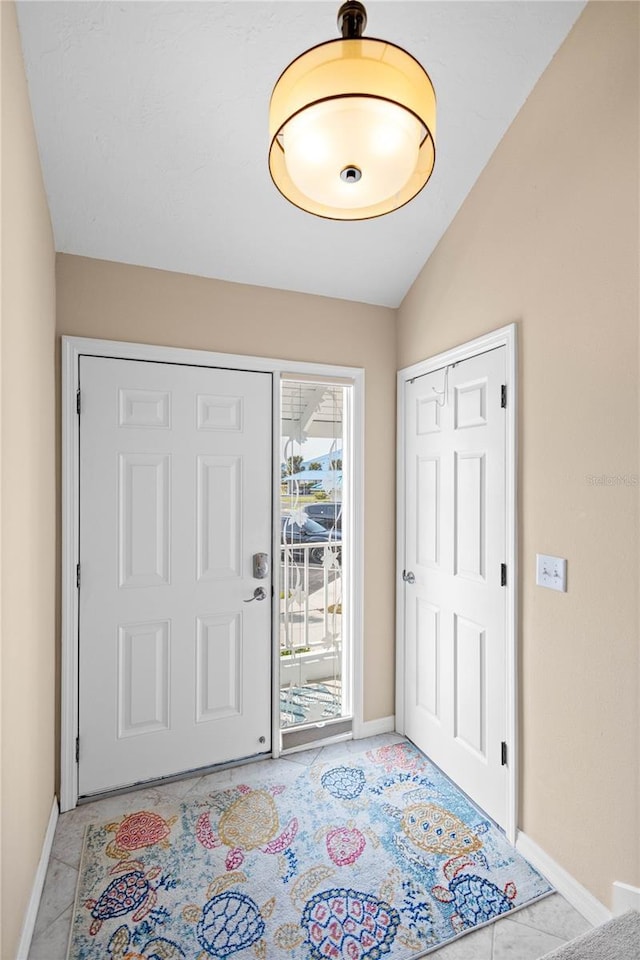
[536, 554, 567, 592]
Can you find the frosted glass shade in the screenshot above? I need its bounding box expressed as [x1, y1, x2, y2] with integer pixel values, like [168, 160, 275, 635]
[281, 97, 424, 209]
[269, 37, 436, 220]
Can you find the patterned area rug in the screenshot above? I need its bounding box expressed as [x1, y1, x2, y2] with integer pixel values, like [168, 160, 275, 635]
[68, 742, 552, 959]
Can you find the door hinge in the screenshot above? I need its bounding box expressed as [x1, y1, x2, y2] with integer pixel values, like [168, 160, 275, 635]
[75, 737, 80, 763]
[500, 563, 507, 586]
[76, 388, 81, 415]
[500, 384, 507, 408]
[76, 563, 81, 589]
[501, 741, 508, 766]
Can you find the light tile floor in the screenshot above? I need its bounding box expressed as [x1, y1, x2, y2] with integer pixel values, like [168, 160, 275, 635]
[29, 734, 592, 959]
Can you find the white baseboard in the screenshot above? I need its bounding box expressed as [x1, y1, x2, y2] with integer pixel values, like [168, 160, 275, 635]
[353, 715, 396, 739]
[612, 881, 640, 916]
[16, 796, 59, 960]
[516, 831, 611, 927]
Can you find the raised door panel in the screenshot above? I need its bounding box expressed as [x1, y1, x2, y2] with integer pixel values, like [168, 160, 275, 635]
[415, 599, 440, 721]
[455, 452, 486, 581]
[118, 453, 171, 588]
[119, 388, 171, 429]
[417, 395, 441, 435]
[196, 455, 242, 581]
[453, 614, 486, 758]
[117, 620, 170, 738]
[454, 378, 487, 430]
[196, 614, 242, 722]
[416, 456, 440, 569]
[197, 394, 243, 432]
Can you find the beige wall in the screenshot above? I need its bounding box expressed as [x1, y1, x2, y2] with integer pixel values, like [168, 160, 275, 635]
[398, 1, 639, 906]
[1, 2, 57, 955]
[4, 0, 637, 942]
[56, 254, 397, 724]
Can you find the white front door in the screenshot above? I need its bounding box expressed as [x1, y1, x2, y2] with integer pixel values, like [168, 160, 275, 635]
[404, 347, 508, 827]
[78, 356, 272, 796]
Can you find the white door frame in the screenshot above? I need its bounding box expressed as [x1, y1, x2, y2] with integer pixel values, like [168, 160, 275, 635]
[61, 335, 365, 812]
[395, 323, 518, 842]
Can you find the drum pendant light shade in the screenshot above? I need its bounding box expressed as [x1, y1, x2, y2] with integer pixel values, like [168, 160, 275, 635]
[268, 5, 436, 220]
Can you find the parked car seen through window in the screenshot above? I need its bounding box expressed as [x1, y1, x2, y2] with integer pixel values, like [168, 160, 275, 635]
[281, 515, 341, 565]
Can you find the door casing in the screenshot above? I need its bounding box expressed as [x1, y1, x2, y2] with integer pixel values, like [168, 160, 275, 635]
[61, 336, 365, 812]
[396, 323, 518, 842]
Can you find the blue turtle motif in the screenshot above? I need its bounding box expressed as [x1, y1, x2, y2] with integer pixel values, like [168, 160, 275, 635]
[321, 766, 366, 800]
[301, 886, 400, 959]
[197, 891, 265, 957]
[85, 866, 161, 935]
[92, 870, 149, 920]
[436, 873, 514, 929]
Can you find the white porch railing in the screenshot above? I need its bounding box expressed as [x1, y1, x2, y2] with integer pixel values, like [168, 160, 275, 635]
[279, 541, 343, 727]
[280, 541, 342, 653]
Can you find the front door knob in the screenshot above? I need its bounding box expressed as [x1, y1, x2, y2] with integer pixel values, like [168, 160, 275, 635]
[244, 586, 267, 603]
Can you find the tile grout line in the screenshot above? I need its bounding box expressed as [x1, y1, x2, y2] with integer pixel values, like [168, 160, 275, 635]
[29, 912, 73, 960]
[508, 913, 572, 941]
[31, 893, 75, 947]
[49, 852, 79, 871]
[30, 853, 80, 952]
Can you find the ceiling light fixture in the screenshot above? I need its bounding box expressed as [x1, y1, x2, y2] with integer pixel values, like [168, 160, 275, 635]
[268, 1, 436, 221]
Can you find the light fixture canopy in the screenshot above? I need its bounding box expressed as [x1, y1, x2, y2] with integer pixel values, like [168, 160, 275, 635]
[269, 1, 436, 221]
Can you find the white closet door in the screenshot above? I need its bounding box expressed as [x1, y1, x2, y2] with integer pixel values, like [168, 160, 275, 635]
[404, 347, 508, 827]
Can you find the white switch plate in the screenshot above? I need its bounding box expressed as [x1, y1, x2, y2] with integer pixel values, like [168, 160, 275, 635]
[536, 554, 567, 592]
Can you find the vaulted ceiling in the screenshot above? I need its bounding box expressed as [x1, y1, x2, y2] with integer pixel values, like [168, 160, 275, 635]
[17, 1, 584, 307]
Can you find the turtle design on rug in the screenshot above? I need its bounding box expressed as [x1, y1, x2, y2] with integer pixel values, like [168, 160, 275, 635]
[366, 742, 420, 774]
[84, 860, 164, 935]
[382, 798, 486, 859]
[302, 887, 400, 960]
[277, 867, 435, 958]
[432, 857, 517, 932]
[105, 810, 178, 860]
[107, 923, 185, 959]
[194, 783, 298, 871]
[314, 820, 381, 867]
[183, 873, 275, 959]
[274, 886, 401, 959]
[320, 765, 367, 800]
[323, 825, 367, 867]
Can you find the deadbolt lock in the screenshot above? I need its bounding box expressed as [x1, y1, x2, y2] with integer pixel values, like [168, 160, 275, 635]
[253, 552, 269, 579]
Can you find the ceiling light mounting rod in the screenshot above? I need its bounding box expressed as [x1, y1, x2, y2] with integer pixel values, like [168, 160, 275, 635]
[338, 1, 367, 40]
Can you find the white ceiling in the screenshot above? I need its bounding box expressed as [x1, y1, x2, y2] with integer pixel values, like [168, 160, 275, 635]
[16, 1, 584, 308]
